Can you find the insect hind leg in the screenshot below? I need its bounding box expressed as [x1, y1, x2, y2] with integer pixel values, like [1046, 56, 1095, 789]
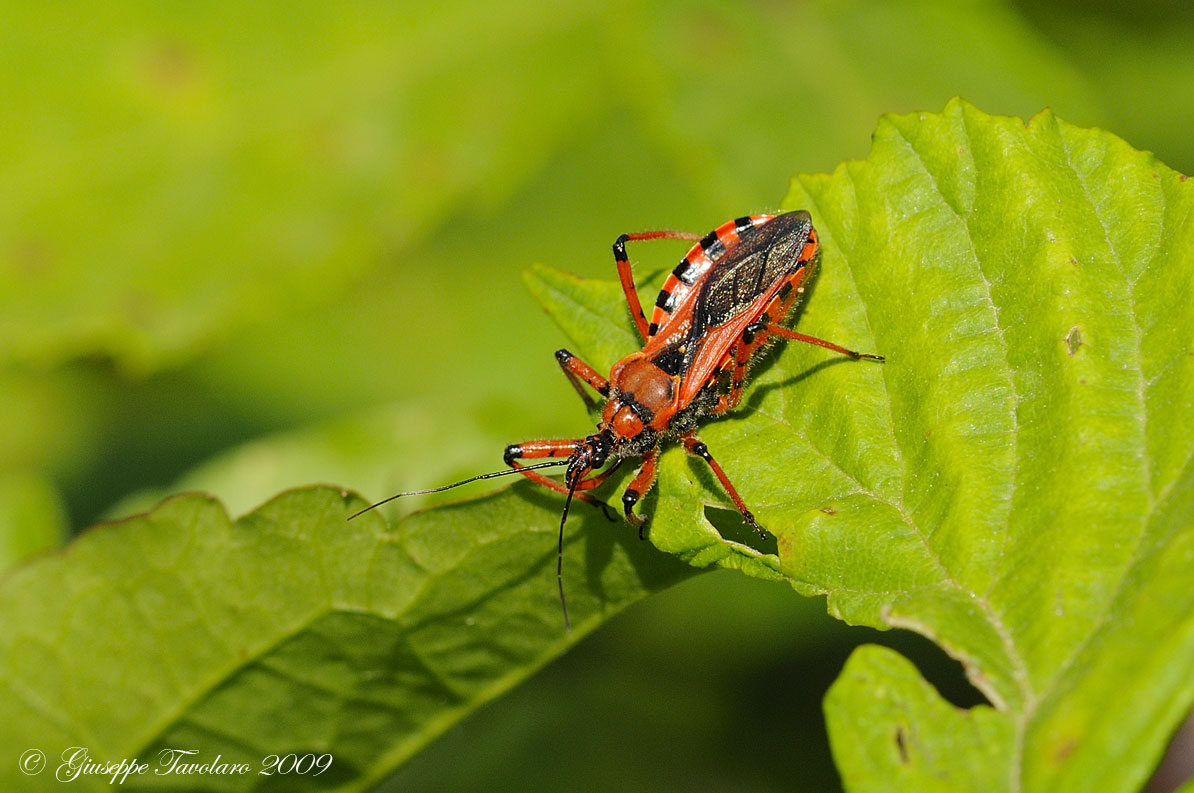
[766, 326, 884, 361]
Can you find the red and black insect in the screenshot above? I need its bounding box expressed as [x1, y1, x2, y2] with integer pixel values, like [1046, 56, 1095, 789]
[353, 211, 882, 628]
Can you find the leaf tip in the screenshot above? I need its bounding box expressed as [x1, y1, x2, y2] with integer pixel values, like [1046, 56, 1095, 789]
[943, 94, 974, 116]
[521, 261, 551, 291]
[522, 261, 586, 295]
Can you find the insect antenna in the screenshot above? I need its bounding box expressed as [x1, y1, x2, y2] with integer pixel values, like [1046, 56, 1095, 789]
[347, 459, 571, 520]
[557, 468, 582, 632]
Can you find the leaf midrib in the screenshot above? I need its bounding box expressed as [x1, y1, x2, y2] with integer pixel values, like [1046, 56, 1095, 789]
[794, 141, 1033, 718]
[792, 113, 1040, 793]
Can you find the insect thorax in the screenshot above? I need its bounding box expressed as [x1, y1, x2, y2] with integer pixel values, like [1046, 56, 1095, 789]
[663, 384, 719, 438]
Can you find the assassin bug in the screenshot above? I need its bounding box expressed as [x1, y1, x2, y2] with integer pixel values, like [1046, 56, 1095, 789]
[352, 211, 882, 628]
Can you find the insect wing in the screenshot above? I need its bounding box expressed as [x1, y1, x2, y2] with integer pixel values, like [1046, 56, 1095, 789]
[677, 212, 818, 403]
[646, 215, 776, 340]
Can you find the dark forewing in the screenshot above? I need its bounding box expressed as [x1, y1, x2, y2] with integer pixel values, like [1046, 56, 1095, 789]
[683, 211, 814, 367]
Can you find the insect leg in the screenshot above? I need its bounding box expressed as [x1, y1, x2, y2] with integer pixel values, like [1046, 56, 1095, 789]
[765, 325, 884, 361]
[716, 318, 773, 414]
[621, 448, 660, 539]
[763, 263, 884, 360]
[504, 440, 619, 519]
[613, 230, 702, 340]
[681, 435, 766, 538]
[717, 272, 812, 415]
[554, 349, 610, 412]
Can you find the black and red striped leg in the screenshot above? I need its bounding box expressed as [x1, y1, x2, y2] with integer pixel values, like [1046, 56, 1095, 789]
[715, 270, 813, 414]
[612, 230, 702, 340]
[681, 434, 766, 538]
[716, 317, 773, 414]
[554, 348, 610, 412]
[504, 440, 619, 519]
[763, 265, 882, 361]
[765, 325, 884, 361]
[715, 278, 882, 416]
[620, 448, 660, 539]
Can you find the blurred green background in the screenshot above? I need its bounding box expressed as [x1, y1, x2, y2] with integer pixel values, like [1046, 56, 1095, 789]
[2, 0, 1191, 790]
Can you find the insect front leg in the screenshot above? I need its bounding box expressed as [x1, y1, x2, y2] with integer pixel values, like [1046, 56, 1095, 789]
[681, 434, 766, 538]
[504, 440, 619, 520]
[554, 349, 610, 412]
[612, 229, 702, 340]
[620, 448, 660, 539]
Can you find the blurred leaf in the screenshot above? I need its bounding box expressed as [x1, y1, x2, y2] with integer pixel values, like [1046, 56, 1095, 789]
[0, 487, 692, 792]
[0, 367, 115, 481]
[623, 0, 1105, 207]
[0, 1, 606, 373]
[1011, 6, 1194, 175]
[528, 99, 1194, 792]
[105, 401, 528, 521]
[0, 0, 1118, 379]
[0, 472, 68, 571]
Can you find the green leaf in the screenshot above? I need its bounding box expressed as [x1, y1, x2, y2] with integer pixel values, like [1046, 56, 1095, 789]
[826, 645, 1013, 793]
[526, 99, 1194, 792]
[5, 99, 1191, 793]
[0, 487, 691, 792]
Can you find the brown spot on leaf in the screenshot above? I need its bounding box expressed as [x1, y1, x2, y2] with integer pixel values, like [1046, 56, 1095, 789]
[145, 41, 195, 91]
[1065, 327, 1082, 357]
[1052, 735, 1078, 764]
[7, 236, 55, 277]
[895, 726, 910, 763]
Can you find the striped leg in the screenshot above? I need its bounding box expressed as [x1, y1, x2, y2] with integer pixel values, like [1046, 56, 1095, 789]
[761, 266, 883, 361]
[620, 448, 660, 538]
[716, 319, 773, 414]
[504, 440, 619, 519]
[715, 270, 809, 414]
[682, 434, 765, 538]
[554, 348, 610, 412]
[612, 230, 702, 340]
[715, 274, 883, 415]
[765, 325, 884, 361]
